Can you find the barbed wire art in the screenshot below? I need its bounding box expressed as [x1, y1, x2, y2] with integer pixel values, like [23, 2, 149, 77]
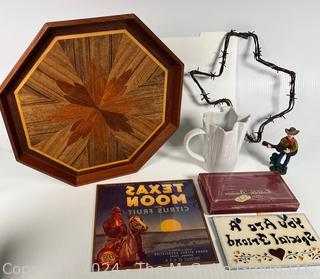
[189, 30, 296, 143]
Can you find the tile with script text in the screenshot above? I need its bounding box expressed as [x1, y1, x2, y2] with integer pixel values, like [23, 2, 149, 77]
[213, 214, 320, 269]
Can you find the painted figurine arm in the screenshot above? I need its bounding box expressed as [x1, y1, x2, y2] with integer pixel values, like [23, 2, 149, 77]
[291, 139, 298, 153]
[278, 137, 290, 151]
[279, 137, 298, 155]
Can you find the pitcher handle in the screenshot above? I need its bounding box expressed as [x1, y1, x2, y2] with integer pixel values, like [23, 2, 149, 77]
[184, 128, 206, 162]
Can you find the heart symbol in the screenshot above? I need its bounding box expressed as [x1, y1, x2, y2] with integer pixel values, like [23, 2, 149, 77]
[269, 248, 285, 260]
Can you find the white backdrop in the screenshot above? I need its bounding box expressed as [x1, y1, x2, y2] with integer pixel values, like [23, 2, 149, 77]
[1, 1, 320, 279]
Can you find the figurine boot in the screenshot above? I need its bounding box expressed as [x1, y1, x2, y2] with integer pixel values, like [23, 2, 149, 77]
[269, 153, 279, 167]
[279, 165, 287, 175]
[270, 165, 282, 172]
[269, 153, 286, 174]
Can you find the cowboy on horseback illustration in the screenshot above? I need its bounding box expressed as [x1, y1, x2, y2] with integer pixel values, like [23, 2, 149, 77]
[97, 206, 148, 268]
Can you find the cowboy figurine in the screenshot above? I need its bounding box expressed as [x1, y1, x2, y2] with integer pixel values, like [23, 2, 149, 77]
[263, 127, 299, 175]
[103, 206, 127, 249]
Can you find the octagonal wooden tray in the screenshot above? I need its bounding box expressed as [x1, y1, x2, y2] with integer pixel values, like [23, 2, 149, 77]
[0, 14, 184, 186]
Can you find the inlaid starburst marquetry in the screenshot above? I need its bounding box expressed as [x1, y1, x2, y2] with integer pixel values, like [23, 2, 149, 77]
[14, 30, 167, 171]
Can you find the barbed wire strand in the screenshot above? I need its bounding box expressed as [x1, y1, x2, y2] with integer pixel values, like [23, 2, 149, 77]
[189, 30, 296, 143]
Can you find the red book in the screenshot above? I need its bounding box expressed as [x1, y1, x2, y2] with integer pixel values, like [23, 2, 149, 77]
[198, 171, 299, 214]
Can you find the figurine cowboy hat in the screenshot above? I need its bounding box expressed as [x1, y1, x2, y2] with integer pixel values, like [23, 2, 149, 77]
[285, 127, 300, 136]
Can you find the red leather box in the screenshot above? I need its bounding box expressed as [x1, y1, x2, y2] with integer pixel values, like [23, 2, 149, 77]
[198, 171, 299, 214]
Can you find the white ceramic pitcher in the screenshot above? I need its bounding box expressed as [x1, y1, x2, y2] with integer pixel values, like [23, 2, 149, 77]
[184, 107, 250, 172]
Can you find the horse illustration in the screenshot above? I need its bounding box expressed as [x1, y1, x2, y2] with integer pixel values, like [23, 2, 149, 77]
[118, 215, 148, 267]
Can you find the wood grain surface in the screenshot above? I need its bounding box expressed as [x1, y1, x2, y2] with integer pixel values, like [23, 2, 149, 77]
[15, 30, 167, 171]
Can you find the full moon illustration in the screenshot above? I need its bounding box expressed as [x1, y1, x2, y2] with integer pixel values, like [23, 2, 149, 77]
[160, 219, 182, 232]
